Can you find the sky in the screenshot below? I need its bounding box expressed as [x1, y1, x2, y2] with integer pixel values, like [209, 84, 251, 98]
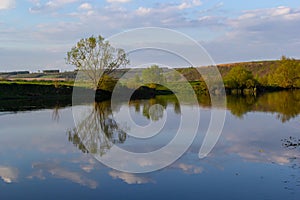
[0, 0, 300, 71]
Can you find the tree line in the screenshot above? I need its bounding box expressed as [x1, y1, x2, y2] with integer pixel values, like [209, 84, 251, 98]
[223, 56, 300, 94]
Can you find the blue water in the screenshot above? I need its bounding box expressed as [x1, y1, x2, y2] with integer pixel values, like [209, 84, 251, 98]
[0, 99, 300, 200]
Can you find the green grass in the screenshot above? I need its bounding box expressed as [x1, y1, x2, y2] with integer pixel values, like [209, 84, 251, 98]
[0, 80, 74, 86]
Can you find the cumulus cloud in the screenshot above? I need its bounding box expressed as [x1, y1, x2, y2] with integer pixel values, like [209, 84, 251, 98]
[2, 1, 300, 70]
[228, 6, 300, 45]
[204, 6, 300, 63]
[0, 0, 15, 10]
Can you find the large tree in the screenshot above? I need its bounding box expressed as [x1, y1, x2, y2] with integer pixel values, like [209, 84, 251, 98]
[66, 35, 129, 89]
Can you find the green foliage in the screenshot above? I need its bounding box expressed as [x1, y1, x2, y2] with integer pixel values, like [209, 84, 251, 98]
[97, 75, 117, 92]
[123, 74, 142, 89]
[225, 66, 256, 89]
[268, 56, 300, 88]
[66, 35, 129, 89]
[141, 65, 165, 89]
[0, 80, 74, 86]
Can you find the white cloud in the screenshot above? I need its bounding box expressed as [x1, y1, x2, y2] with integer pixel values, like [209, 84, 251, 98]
[178, 2, 190, 10]
[3, 1, 300, 70]
[178, 0, 202, 10]
[205, 6, 300, 63]
[136, 7, 151, 16]
[0, 0, 15, 10]
[29, 0, 79, 13]
[78, 3, 92, 10]
[271, 6, 291, 16]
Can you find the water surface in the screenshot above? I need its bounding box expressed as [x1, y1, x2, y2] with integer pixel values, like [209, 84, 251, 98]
[1, 91, 300, 199]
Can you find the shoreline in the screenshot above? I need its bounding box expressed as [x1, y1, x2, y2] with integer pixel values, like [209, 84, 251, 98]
[1, 81, 299, 101]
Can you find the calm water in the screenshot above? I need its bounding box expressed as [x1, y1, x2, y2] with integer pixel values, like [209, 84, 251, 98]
[1, 91, 300, 200]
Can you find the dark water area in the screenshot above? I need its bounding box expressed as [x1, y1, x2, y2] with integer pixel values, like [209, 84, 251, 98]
[0, 91, 300, 199]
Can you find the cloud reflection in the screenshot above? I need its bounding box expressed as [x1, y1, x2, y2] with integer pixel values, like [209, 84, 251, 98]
[31, 162, 98, 189]
[109, 171, 154, 184]
[0, 166, 18, 183]
[176, 163, 203, 174]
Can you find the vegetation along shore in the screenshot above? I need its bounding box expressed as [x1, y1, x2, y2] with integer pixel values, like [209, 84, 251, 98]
[1, 56, 299, 101]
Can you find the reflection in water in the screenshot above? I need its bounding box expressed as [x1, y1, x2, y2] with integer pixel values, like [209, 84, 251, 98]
[174, 163, 203, 174]
[0, 166, 19, 183]
[254, 91, 300, 122]
[68, 101, 127, 155]
[69, 97, 180, 156]
[67, 91, 300, 162]
[281, 137, 300, 193]
[52, 105, 61, 122]
[109, 171, 153, 184]
[1, 91, 300, 198]
[129, 95, 180, 120]
[226, 95, 256, 118]
[30, 162, 98, 189]
[227, 90, 300, 122]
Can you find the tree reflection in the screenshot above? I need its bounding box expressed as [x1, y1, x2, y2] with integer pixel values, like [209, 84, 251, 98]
[227, 95, 256, 118]
[52, 105, 60, 122]
[67, 101, 126, 155]
[129, 95, 181, 121]
[142, 99, 166, 121]
[67, 91, 300, 155]
[256, 90, 300, 122]
[68, 97, 183, 155]
[227, 90, 300, 122]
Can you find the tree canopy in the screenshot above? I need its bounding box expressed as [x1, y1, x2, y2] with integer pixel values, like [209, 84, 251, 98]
[269, 56, 300, 88]
[66, 35, 129, 89]
[225, 66, 256, 89]
[141, 65, 165, 88]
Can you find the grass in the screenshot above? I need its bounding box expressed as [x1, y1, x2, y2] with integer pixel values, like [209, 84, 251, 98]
[0, 79, 74, 86]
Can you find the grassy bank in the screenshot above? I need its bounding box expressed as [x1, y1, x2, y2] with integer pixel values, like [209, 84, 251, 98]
[0, 81, 173, 101]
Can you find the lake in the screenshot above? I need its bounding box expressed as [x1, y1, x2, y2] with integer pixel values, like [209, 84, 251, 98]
[1, 91, 300, 199]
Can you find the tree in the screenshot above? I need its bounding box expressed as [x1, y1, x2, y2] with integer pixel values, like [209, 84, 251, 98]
[271, 56, 300, 88]
[66, 35, 130, 89]
[225, 66, 256, 90]
[141, 65, 165, 89]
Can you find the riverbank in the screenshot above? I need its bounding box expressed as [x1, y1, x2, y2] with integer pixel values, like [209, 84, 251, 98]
[1, 80, 298, 103]
[0, 81, 173, 102]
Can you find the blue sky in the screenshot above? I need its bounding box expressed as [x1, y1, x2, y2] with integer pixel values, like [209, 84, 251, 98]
[1, 0, 300, 71]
